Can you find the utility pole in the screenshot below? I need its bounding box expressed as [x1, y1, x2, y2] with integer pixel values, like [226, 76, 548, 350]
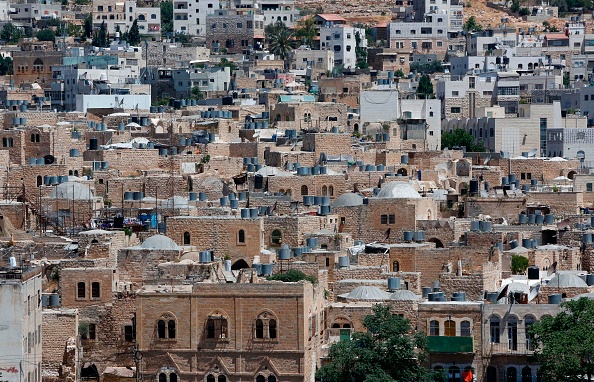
[133, 344, 143, 382]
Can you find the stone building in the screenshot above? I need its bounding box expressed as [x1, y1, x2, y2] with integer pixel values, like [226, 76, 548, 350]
[12, 43, 63, 86]
[205, 10, 265, 55]
[135, 278, 325, 382]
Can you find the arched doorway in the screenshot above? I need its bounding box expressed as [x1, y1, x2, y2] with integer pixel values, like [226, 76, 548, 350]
[567, 170, 577, 180]
[397, 168, 408, 176]
[231, 259, 249, 270]
[428, 238, 444, 248]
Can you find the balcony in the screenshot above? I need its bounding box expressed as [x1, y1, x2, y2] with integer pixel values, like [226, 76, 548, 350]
[326, 327, 353, 344]
[488, 340, 535, 355]
[427, 336, 474, 354]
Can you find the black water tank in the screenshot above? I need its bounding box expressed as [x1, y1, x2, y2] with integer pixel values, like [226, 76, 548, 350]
[89, 138, 98, 150]
[527, 266, 539, 280]
[254, 174, 263, 189]
[469, 178, 479, 196]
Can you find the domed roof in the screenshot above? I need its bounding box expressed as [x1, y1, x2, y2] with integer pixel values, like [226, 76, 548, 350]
[570, 292, 594, 301]
[498, 282, 530, 296]
[376, 182, 420, 199]
[180, 251, 200, 261]
[547, 273, 588, 288]
[333, 192, 364, 208]
[49, 181, 94, 200]
[389, 290, 422, 301]
[340, 286, 391, 300]
[139, 234, 180, 250]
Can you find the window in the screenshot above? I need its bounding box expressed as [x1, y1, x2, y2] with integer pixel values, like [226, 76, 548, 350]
[159, 374, 167, 382]
[444, 320, 455, 336]
[587, 183, 593, 192]
[490, 316, 500, 343]
[329, 185, 334, 196]
[124, 325, 135, 342]
[237, 22, 242, 28]
[151, 14, 157, 19]
[451, 107, 461, 113]
[255, 319, 264, 338]
[206, 316, 228, 339]
[452, 91, 459, 96]
[507, 367, 517, 382]
[77, 282, 86, 299]
[429, 320, 439, 336]
[460, 320, 471, 336]
[157, 316, 176, 339]
[271, 230, 282, 245]
[381, 214, 388, 224]
[218, 376, 226, 382]
[97, 5, 103, 11]
[88, 323, 96, 340]
[301, 185, 308, 195]
[170, 374, 177, 382]
[238, 229, 245, 243]
[91, 282, 100, 298]
[183, 231, 190, 245]
[269, 319, 277, 338]
[389, 215, 395, 224]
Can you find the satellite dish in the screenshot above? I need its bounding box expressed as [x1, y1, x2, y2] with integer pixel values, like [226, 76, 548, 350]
[528, 149, 537, 157]
[44, 155, 55, 165]
[483, 156, 491, 165]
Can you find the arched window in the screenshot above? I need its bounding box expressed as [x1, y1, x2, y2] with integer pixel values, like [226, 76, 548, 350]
[268, 377, 276, 382]
[460, 320, 471, 336]
[429, 320, 439, 336]
[507, 367, 517, 382]
[157, 320, 166, 338]
[301, 185, 308, 195]
[522, 366, 532, 382]
[508, 315, 518, 350]
[490, 128, 494, 137]
[207, 375, 215, 382]
[525, 315, 535, 350]
[30, 133, 35, 142]
[448, 366, 461, 382]
[168, 320, 176, 338]
[322, 185, 328, 196]
[37, 175, 42, 187]
[218, 376, 226, 382]
[392, 260, 399, 272]
[206, 315, 227, 339]
[255, 319, 264, 338]
[271, 230, 282, 245]
[486, 366, 497, 382]
[33, 58, 44, 72]
[329, 185, 334, 196]
[183, 232, 190, 245]
[170, 373, 177, 382]
[490, 315, 500, 343]
[77, 282, 86, 298]
[159, 373, 167, 382]
[256, 376, 265, 382]
[238, 229, 245, 243]
[444, 320, 455, 336]
[91, 282, 100, 298]
[269, 319, 277, 338]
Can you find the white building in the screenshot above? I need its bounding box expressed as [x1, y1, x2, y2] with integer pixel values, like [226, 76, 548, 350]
[10, 3, 61, 25]
[259, 0, 300, 27]
[172, 65, 231, 95]
[319, 25, 366, 69]
[93, 0, 161, 37]
[411, 0, 463, 31]
[173, 0, 220, 36]
[76, 94, 151, 112]
[0, 267, 43, 382]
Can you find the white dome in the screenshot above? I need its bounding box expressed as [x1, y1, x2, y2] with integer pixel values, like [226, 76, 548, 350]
[49, 181, 94, 200]
[139, 235, 180, 250]
[340, 286, 391, 300]
[376, 182, 420, 199]
[389, 290, 422, 301]
[547, 273, 588, 288]
[332, 193, 364, 208]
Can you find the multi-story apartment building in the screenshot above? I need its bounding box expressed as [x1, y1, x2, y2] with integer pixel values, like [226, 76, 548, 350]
[0, 266, 43, 382]
[319, 25, 366, 69]
[205, 9, 265, 54]
[172, 65, 231, 97]
[10, 3, 61, 27]
[93, 0, 161, 37]
[466, 28, 517, 56]
[411, 0, 463, 31]
[173, 0, 220, 36]
[292, 48, 334, 78]
[388, 15, 448, 59]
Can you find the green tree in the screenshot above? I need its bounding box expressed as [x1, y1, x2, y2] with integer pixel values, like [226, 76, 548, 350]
[1, 23, 21, 44]
[316, 304, 432, 382]
[519, 7, 530, 15]
[83, 13, 93, 39]
[355, 31, 368, 69]
[267, 269, 316, 283]
[511, 255, 529, 274]
[441, 128, 486, 152]
[217, 58, 237, 72]
[394, 69, 405, 78]
[462, 16, 483, 31]
[416, 74, 434, 99]
[542, 21, 560, 32]
[92, 21, 108, 47]
[126, 19, 141, 45]
[266, 21, 297, 69]
[36, 29, 56, 41]
[161, 1, 173, 35]
[190, 86, 203, 100]
[295, 17, 316, 47]
[510, 1, 520, 12]
[0, 56, 13, 76]
[531, 298, 594, 381]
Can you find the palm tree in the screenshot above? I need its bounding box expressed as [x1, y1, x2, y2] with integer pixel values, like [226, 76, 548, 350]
[296, 17, 316, 48]
[266, 21, 297, 69]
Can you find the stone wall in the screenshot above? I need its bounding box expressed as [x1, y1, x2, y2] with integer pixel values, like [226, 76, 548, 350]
[42, 309, 79, 377]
